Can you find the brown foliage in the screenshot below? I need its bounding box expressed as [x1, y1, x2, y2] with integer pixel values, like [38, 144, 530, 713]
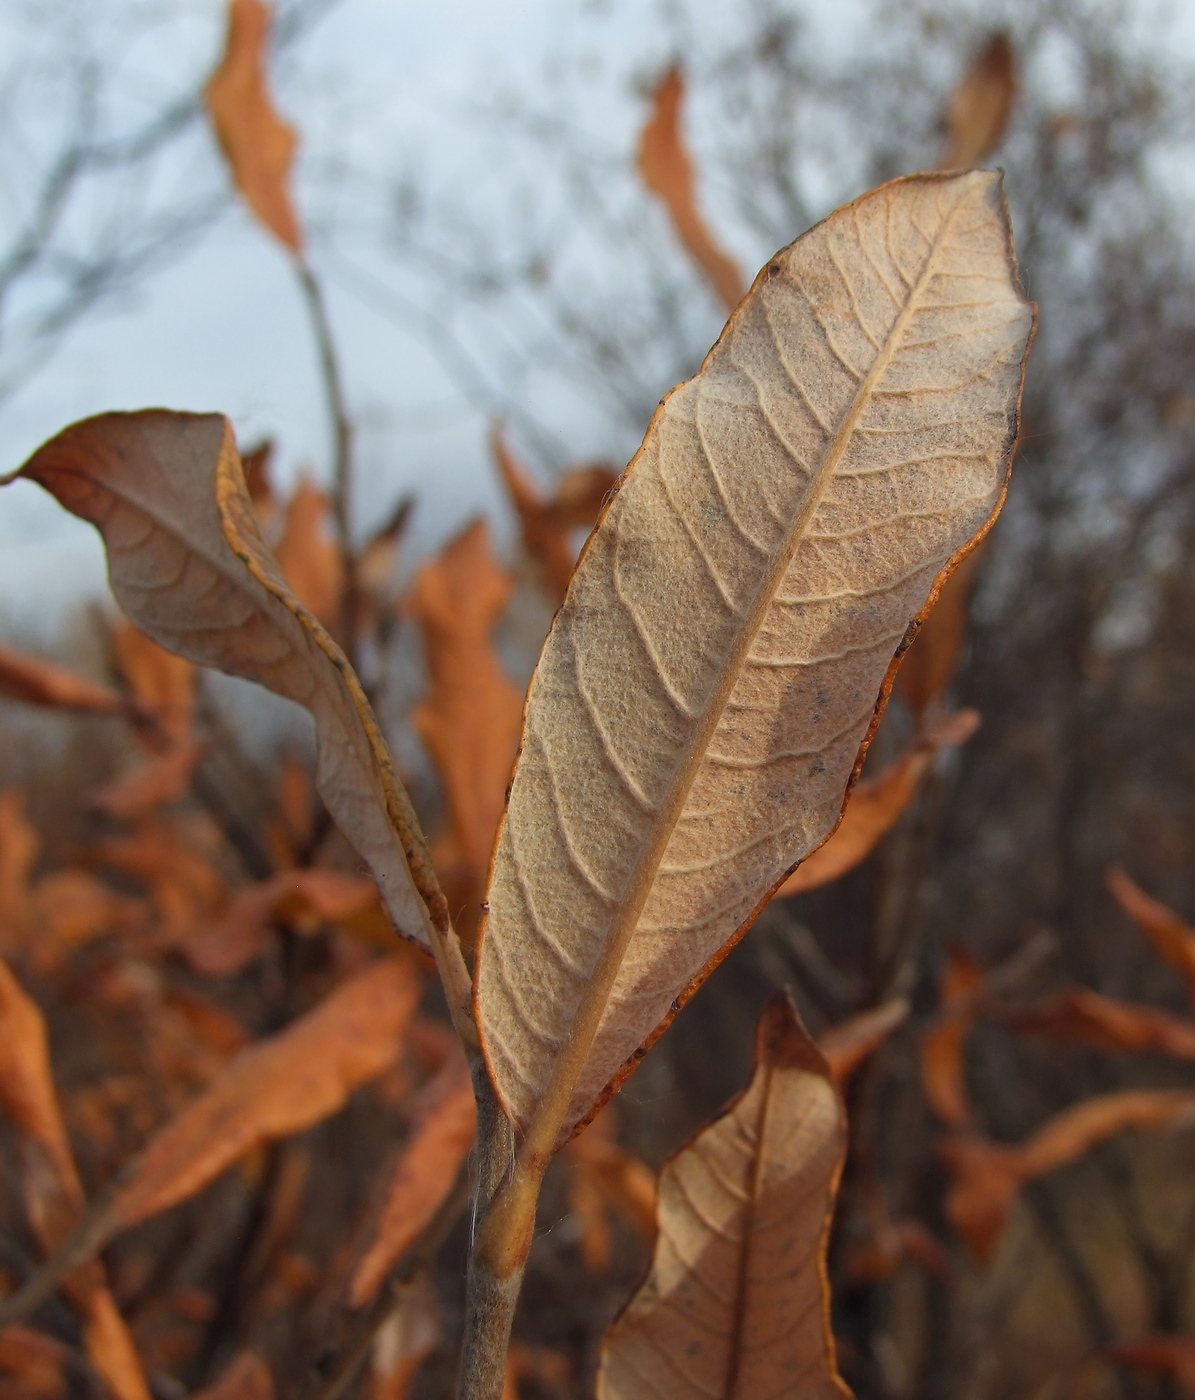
[205, 0, 302, 251]
[637, 67, 746, 314]
[939, 33, 1016, 171]
[1106, 865, 1195, 1005]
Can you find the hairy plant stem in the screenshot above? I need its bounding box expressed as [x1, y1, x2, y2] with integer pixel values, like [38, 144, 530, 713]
[294, 256, 359, 660]
[458, 1061, 524, 1400]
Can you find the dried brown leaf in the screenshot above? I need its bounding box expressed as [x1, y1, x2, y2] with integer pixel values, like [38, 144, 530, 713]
[892, 546, 982, 714]
[920, 945, 984, 1128]
[939, 34, 1016, 171]
[0, 959, 151, 1400]
[638, 67, 746, 313]
[476, 172, 1033, 1146]
[490, 426, 617, 603]
[0, 642, 136, 721]
[0, 1325, 69, 1399]
[778, 708, 979, 896]
[349, 1047, 476, 1307]
[4, 411, 444, 954]
[819, 997, 909, 1087]
[940, 1089, 1195, 1262]
[273, 476, 344, 629]
[563, 1104, 657, 1274]
[89, 737, 205, 821]
[597, 995, 848, 1400]
[407, 519, 522, 940]
[1007, 986, 1195, 1058]
[96, 956, 419, 1236]
[1106, 865, 1195, 1006]
[205, 0, 302, 250]
[1107, 1337, 1195, 1396]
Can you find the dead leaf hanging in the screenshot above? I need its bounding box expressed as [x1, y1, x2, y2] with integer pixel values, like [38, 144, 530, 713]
[2, 411, 445, 955]
[205, 0, 302, 251]
[939, 33, 1016, 171]
[0, 642, 142, 723]
[638, 66, 746, 314]
[777, 707, 978, 896]
[597, 995, 849, 1400]
[1106, 865, 1195, 1006]
[920, 944, 984, 1128]
[476, 172, 1034, 1147]
[1006, 986, 1195, 1059]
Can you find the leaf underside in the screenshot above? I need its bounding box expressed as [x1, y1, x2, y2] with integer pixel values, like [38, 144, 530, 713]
[598, 996, 849, 1400]
[7, 411, 437, 949]
[476, 171, 1034, 1140]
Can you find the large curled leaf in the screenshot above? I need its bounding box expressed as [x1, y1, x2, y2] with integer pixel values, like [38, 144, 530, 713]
[476, 171, 1034, 1142]
[3, 412, 441, 949]
[597, 995, 848, 1400]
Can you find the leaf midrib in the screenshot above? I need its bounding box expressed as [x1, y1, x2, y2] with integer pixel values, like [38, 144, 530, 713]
[521, 183, 968, 1155]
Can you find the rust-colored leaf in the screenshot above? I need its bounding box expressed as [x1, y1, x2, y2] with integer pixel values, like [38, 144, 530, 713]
[273, 476, 344, 629]
[110, 620, 196, 744]
[3, 412, 444, 955]
[178, 867, 379, 976]
[1107, 865, 1195, 1006]
[921, 945, 984, 1128]
[205, 0, 302, 251]
[778, 708, 979, 896]
[0, 958, 151, 1400]
[563, 1103, 657, 1274]
[89, 736, 205, 822]
[598, 995, 848, 1400]
[349, 1047, 476, 1307]
[477, 173, 1033, 1149]
[1107, 1337, 1195, 1396]
[92, 956, 419, 1238]
[940, 1089, 1195, 1262]
[0, 642, 139, 722]
[407, 519, 522, 942]
[638, 67, 745, 313]
[193, 1351, 274, 1400]
[490, 426, 617, 604]
[1007, 986, 1195, 1058]
[89, 816, 227, 945]
[939, 33, 1016, 171]
[819, 997, 909, 1088]
[892, 545, 982, 715]
[0, 1325, 69, 1399]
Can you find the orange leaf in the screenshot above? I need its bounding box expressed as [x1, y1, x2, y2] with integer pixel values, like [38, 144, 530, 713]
[273, 476, 344, 629]
[893, 547, 983, 715]
[177, 867, 379, 976]
[205, 0, 302, 251]
[939, 33, 1016, 171]
[941, 1089, 1195, 1262]
[0, 642, 137, 721]
[96, 956, 419, 1236]
[1107, 1337, 1195, 1396]
[1007, 986, 1195, 1058]
[778, 708, 979, 896]
[193, 1351, 274, 1400]
[819, 997, 909, 1088]
[110, 620, 196, 746]
[1107, 866, 1195, 1006]
[348, 1048, 475, 1307]
[0, 1325, 69, 1399]
[562, 1103, 657, 1274]
[638, 67, 745, 314]
[89, 737, 205, 822]
[406, 520, 522, 941]
[490, 426, 616, 604]
[0, 958, 151, 1400]
[920, 944, 985, 1128]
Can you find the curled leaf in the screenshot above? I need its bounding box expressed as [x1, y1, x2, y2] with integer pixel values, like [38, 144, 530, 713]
[597, 995, 848, 1400]
[1007, 986, 1195, 1059]
[3, 411, 442, 953]
[940, 1089, 1195, 1262]
[939, 33, 1016, 171]
[778, 708, 979, 896]
[638, 66, 746, 314]
[477, 172, 1034, 1146]
[205, 0, 302, 250]
[1106, 866, 1195, 1006]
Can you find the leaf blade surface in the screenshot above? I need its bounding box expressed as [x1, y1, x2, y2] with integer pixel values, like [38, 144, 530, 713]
[476, 171, 1034, 1141]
